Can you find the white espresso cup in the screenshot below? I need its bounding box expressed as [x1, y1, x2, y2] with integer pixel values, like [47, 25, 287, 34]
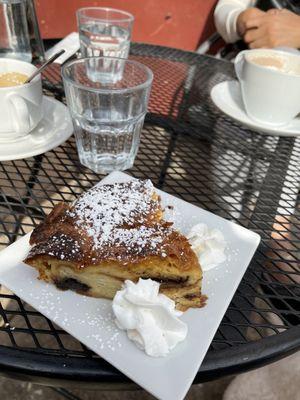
[235, 49, 300, 126]
[0, 58, 43, 138]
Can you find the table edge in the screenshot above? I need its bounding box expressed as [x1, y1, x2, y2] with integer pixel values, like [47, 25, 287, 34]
[0, 327, 299, 385]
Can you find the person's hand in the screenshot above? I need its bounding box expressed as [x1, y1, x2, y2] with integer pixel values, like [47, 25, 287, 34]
[237, 7, 265, 37]
[243, 9, 300, 49]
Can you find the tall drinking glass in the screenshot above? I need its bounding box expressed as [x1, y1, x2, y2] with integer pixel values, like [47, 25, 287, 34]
[62, 57, 153, 174]
[0, 0, 32, 62]
[77, 7, 134, 60]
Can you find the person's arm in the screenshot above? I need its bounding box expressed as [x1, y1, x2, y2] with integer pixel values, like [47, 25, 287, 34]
[214, 0, 256, 43]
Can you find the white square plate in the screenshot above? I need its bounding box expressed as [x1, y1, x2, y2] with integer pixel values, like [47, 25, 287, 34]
[0, 171, 260, 400]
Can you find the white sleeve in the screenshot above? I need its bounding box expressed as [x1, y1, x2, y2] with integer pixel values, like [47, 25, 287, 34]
[214, 0, 256, 43]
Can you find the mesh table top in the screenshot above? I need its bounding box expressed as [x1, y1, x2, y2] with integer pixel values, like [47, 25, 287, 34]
[0, 43, 299, 385]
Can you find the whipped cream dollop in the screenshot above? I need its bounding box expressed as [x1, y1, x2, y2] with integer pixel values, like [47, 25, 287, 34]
[187, 223, 226, 271]
[112, 279, 188, 357]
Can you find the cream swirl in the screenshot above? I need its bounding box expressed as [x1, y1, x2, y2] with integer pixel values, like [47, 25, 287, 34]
[112, 279, 188, 357]
[187, 223, 226, 271]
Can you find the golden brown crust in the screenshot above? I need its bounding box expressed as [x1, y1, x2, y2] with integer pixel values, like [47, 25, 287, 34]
[27, 217, 200, 272]
[25, 179, 204, 310]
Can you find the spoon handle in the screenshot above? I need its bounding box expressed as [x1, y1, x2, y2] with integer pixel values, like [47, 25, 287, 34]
[25, 49, 66, 84]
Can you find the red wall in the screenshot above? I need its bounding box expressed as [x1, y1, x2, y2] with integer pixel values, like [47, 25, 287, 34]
[35, 0, 217, 51]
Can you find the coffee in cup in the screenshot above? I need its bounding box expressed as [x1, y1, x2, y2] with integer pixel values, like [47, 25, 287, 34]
[0, 58, 43, 138]
[235, 49, 300, 126]
[248, 55, 285, 70]
[0, 72, 29, 87]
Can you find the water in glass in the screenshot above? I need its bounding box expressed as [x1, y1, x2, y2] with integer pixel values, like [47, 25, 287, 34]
[0, 0, 32, 62]
[62, 57, 152, 174]
[79, 23, 130, 58]
[79, 24, 130, 82]
[72, 109, 145, 174]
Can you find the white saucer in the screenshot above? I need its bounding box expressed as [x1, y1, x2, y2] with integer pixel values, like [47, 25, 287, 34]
[211, 80, 300, 137]
[0, 96, 73, 161]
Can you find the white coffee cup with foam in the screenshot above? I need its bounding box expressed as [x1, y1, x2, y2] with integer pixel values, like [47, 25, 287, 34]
[0, 58, 43, 139]
[235, 49, 300, 126]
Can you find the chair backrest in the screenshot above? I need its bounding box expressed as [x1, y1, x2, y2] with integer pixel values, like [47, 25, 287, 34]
[35, 0, 218, 51]
[256, 0, 300, 11]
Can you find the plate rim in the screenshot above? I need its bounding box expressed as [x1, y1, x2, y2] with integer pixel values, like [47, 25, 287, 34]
[0, 95, 73, 161]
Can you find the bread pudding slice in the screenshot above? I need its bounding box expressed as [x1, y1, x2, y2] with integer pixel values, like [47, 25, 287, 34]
[25, 180, 206, 311]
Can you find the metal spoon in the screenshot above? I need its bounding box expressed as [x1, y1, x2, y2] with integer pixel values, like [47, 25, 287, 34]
[24, 49, 66, 84]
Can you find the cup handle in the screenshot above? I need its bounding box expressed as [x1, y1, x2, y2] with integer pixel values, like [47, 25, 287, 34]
[7, 94, 31, 136]
[234, 51, 247, 81]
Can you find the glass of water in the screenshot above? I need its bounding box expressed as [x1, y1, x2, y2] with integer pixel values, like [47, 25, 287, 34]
[62, 57, 153, 174]
[77, 7, 134, 60]
[0, 0, 32, 62]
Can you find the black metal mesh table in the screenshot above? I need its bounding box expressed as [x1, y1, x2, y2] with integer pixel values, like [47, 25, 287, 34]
[0, 43, 299, 387]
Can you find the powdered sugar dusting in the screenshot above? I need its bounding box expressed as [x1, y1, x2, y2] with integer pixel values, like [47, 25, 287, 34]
[27, 286, 123, 350]
[68, 180, 168, 257]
